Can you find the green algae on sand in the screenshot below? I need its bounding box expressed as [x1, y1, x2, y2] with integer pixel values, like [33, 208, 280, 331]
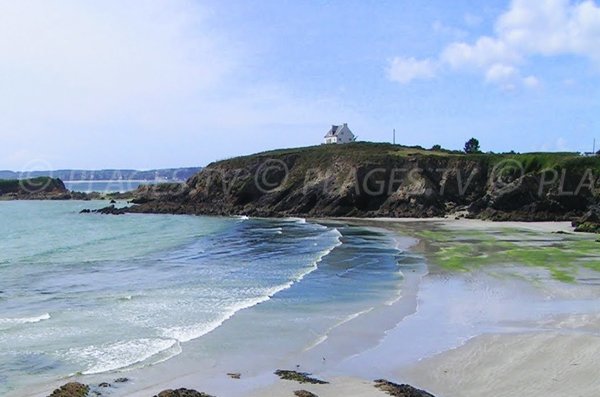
[413, 226, 600, 283]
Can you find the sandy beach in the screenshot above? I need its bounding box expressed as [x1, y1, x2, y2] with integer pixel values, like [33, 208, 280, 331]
[18, 218, 600, 397]
[244, 219, 600, 397]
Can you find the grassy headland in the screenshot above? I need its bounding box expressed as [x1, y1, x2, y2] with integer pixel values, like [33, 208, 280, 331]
[126, 142, 600, 222]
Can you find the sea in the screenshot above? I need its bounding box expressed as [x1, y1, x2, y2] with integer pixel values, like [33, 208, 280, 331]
[0, 201, 420, 396]
[63, 180, 170, 193]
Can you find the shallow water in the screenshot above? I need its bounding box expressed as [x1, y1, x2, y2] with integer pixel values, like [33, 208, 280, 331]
[0, 201, 412, 396]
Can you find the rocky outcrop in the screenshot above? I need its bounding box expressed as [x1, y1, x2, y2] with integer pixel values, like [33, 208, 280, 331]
[47, 382, 89, 397]
[118, 143, 599, 223]
[294, 391, 319, 397]
[80, 205, 128, 215]
[274, 370, 329, 384]
[154, 389, 214, 397]
[374, 379, 436, 397]
[573, 207, 600, 233]
[0, 177, 70, 200]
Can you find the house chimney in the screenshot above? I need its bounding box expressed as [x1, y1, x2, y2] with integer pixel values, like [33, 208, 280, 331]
[343, 123, 347, 127]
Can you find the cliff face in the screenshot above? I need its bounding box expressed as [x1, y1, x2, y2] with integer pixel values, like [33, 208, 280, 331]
[128, 143, 600, 221]
[0, 177, 70, 200]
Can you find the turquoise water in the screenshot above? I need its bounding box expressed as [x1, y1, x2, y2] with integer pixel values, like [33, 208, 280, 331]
[0, 201, 412, 395]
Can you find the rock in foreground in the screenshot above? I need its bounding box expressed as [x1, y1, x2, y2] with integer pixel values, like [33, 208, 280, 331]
[573, 207, 600, 233]
[294, 390, 319, 397]
[47, 382, 89, 397]
[154, 389, 215, 397]
[275, 370, 329, 384]
[374, 379, 436, 397]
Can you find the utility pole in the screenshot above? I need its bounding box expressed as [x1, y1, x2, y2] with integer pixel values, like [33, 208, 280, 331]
[594, 138, 596, 154]
[393, 129, 396, 145]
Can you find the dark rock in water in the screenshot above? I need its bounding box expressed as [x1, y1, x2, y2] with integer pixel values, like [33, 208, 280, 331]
[114, 377, 129, 383]
[573, 207, 600, 234]
[92, 205, 127, 215]
[294, 390, 319, 397]
[227, 372, 241, 379]
[98, 382, 111, 387]
[79, 209, 91, 213]
[575, 222, 600, 233]
[47, 382, 90, 397]
[275, 370, 328, 385]
[110, 199, 117, 204]
[154, 389, 215, 397]
[374, 379, 436, 397]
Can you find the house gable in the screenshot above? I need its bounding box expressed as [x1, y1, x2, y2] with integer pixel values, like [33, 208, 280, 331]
[323, 123, 355, 144]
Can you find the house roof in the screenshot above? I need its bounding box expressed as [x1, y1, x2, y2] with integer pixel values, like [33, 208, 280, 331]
[324, 125, 341, 138]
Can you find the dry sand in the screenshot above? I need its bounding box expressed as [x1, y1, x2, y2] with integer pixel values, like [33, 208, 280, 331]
[246, 376, 390, 397]
[247, 329, 600, 397]
[403, 331, 600, 397]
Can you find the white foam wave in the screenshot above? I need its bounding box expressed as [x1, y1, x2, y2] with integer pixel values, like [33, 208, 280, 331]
[0, 313, 51, 326]
[69, 338, 180, 375]
[234, 215, 250, 221]
[304, 307, 374, 351]
[282, 217, 306, 224]
[253, 227, 284, 233]
[162, 227, 343, 344]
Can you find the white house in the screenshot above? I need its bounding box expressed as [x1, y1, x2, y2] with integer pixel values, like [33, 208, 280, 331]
[323, 123, 356, 144]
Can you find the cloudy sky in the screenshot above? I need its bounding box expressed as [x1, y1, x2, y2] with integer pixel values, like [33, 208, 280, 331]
[1, 0, 599, 170]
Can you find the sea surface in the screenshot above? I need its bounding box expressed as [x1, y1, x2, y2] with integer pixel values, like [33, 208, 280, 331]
[63, 180, 172, 193]
[0, 201, 416, 396]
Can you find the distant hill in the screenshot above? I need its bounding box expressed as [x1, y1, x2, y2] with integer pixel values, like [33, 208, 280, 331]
[0, 167, 202, 181]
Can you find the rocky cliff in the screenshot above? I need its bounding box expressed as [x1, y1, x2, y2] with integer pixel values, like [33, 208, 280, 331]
[125, 143, 600, 221]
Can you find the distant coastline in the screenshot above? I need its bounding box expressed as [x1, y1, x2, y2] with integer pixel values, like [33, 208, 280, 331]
[0, 167, 202, 182]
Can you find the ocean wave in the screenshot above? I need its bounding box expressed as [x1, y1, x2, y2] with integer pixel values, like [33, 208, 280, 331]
[0, 313, 51, 327]
[252, 227, 284, 234]
[162, 227, 344, 344]
[68, 338, 181, 375]
[304, 307, 375, 351]
[282, 217, 306, 224]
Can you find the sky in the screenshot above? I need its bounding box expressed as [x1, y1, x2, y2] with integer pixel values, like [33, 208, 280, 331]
[1, 0, 599, 170]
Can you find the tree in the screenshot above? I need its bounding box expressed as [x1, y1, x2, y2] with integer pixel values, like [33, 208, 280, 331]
[464, 138, 481, 154]
[431, 144, 442, 151]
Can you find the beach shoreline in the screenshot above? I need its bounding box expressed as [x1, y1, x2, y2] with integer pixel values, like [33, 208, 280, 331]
[15, 217, 600, 397]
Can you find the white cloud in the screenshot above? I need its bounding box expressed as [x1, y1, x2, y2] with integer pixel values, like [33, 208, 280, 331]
[387, 57, 437, 84]
[0, 0, 356, 169]
[441, 37, 520, 70]
[0, 1, 231, 122]
[523, 75, 540, 88]
[391, 0, 600, 89]
[484, 63, 520, 90]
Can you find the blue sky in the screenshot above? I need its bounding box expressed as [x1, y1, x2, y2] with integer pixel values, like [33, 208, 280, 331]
[1, 0, 599, 170]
